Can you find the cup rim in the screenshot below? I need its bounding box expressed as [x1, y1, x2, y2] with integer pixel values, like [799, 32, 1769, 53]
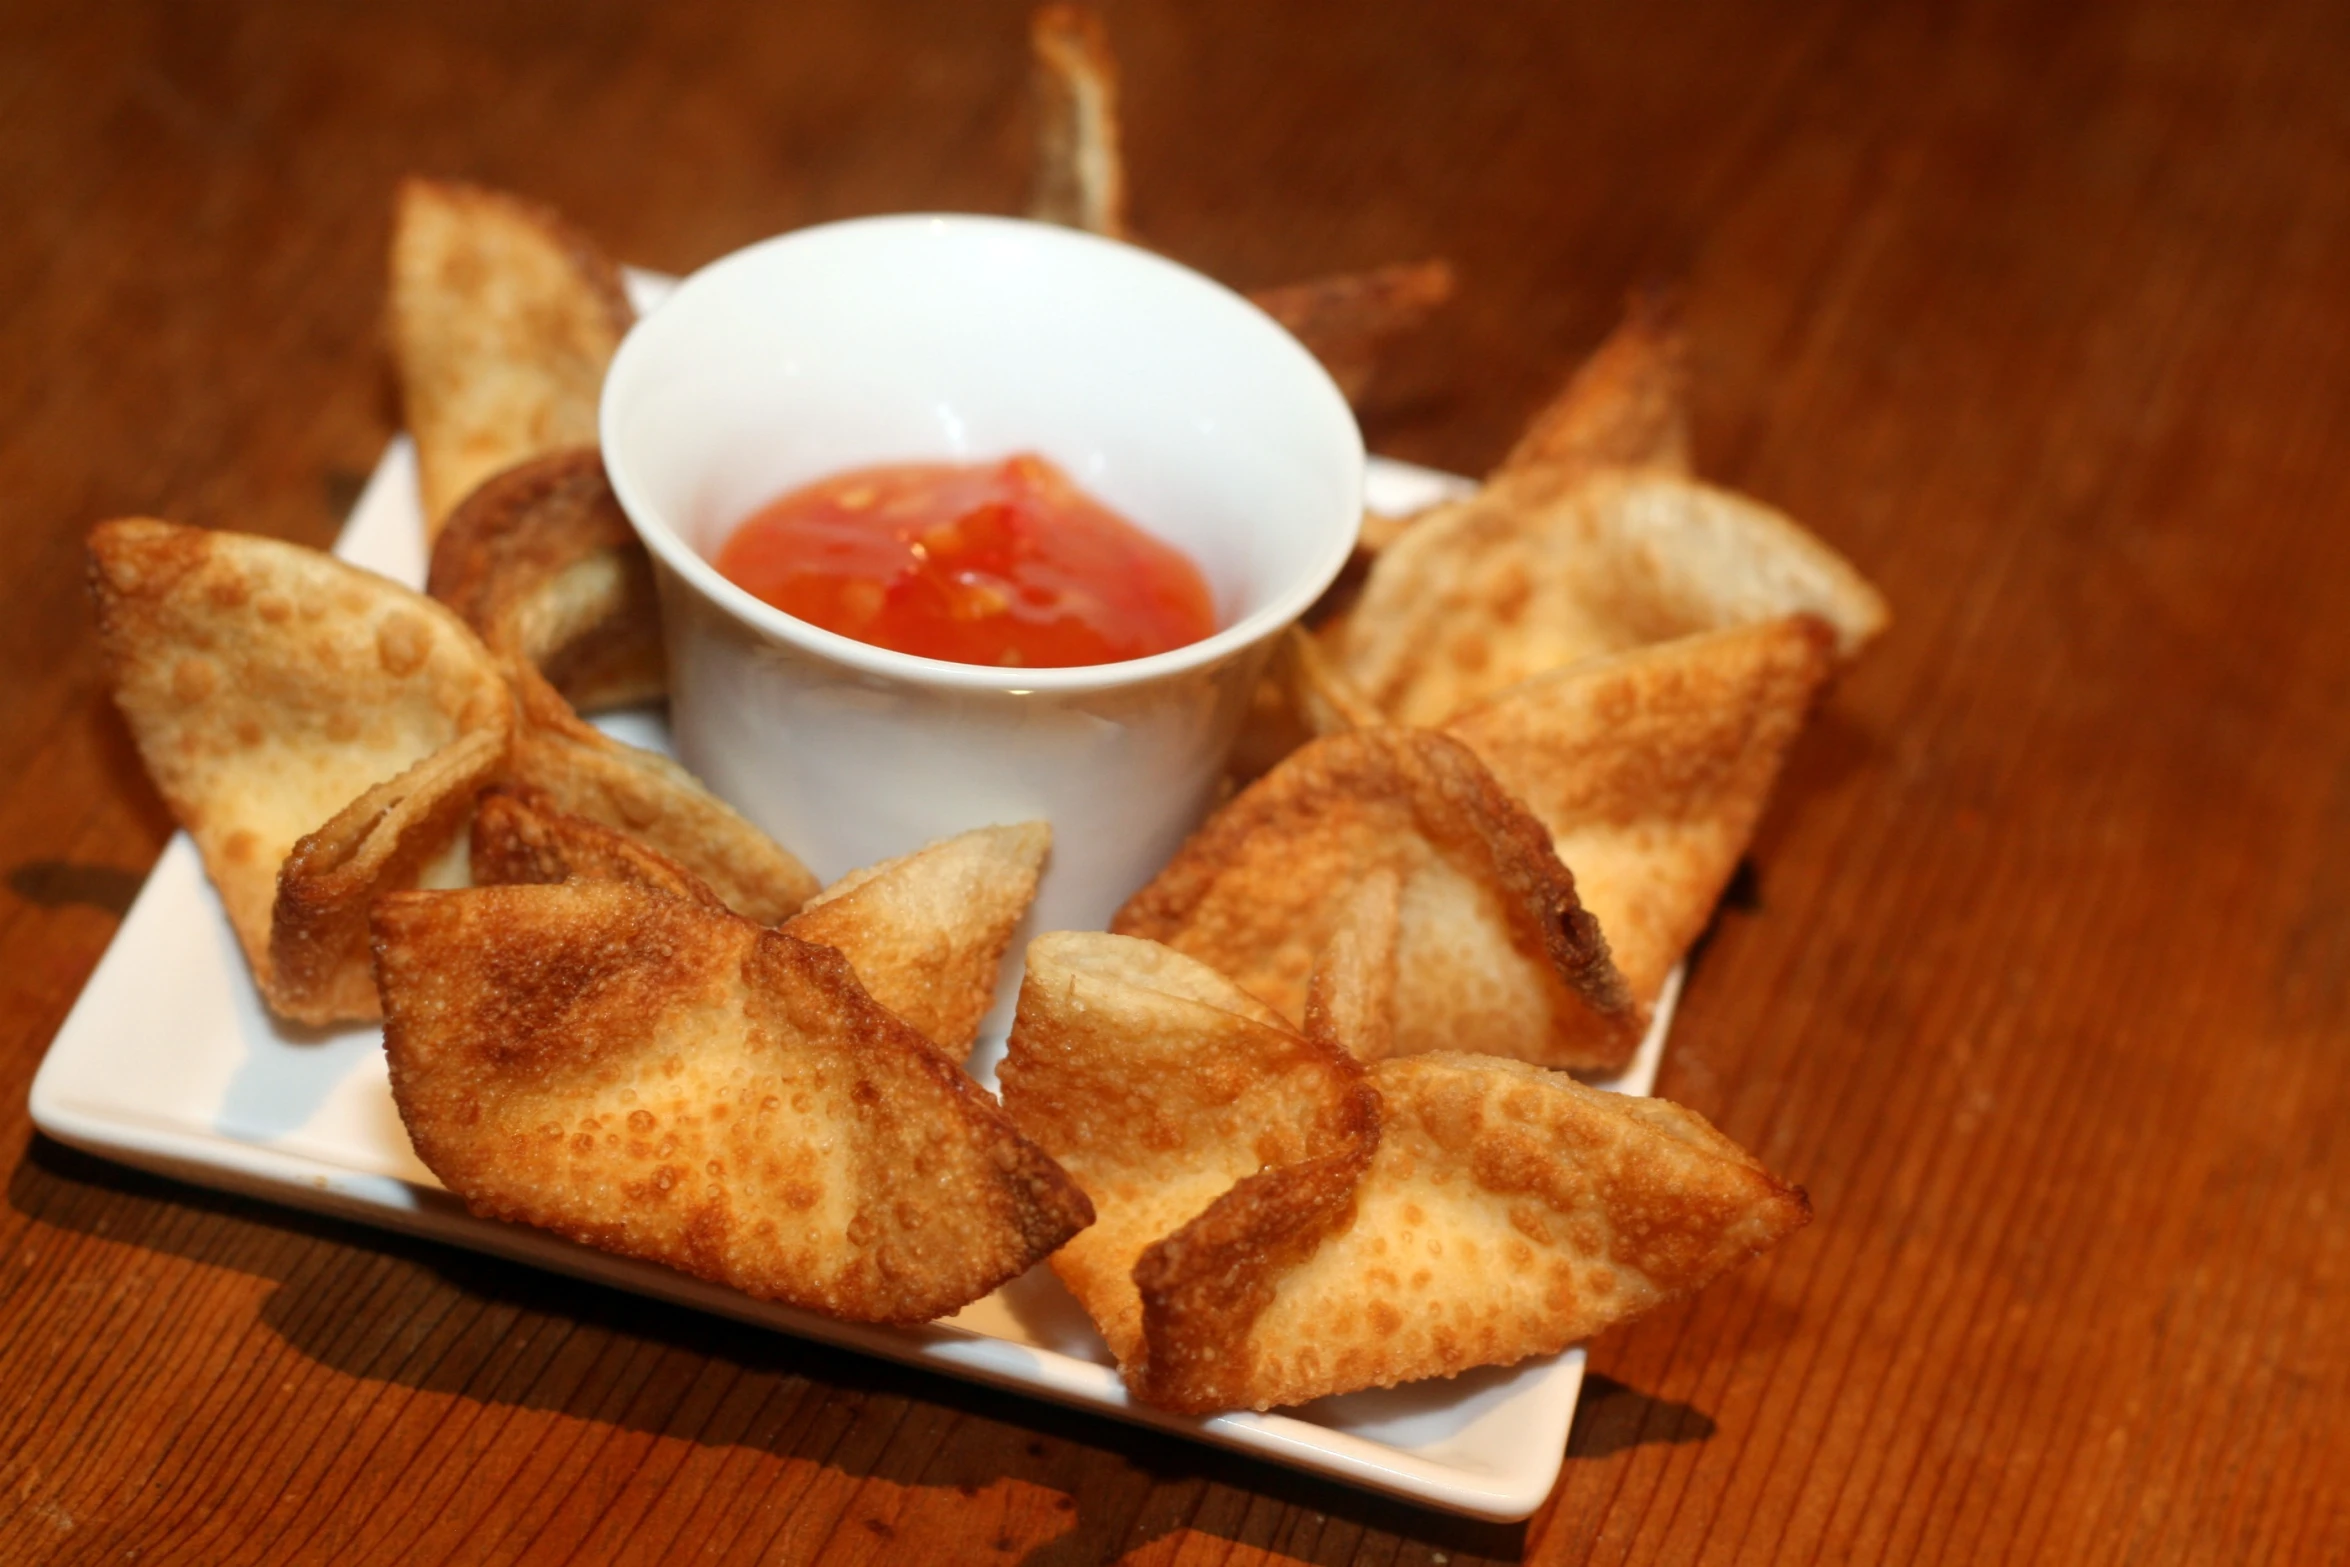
[599, 212, 1366, 694]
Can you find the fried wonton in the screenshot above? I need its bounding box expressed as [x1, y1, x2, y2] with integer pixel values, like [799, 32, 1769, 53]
[782, 823, 1051, 1059]
[1249, 260, 1457, 406]
[389, 177, 635, 534]
[470, 789, 1042, 1055]
[1002, 935, 1808, 1411]
[1356, 508, 1422, 556]
[1114, 728, 1642, 1072]
[89, 519, 511, 1023]
[1447, 616, 1836, 1004]
[1028, 4, 1129, 239]
[1134, 1053, 1811, 1411]
[427, 447, 664, 712]
[997, 932, 1375, 1366]
[470, 783, 727, 912]
[506, 664, 820, 924]
[1492, 292, 1693, 500]
[1298, 867, 1402, 1063]
[1225, 625, 1383, 787]
[1333, 468, 1890, 727]
[374, 882, 1093, 1323]
[1026, 6, 1449, 404]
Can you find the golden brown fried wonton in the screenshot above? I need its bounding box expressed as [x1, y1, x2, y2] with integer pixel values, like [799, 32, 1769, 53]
[1001, 935, 1809, 1412]
[469, 791, 1043, 1057]
[1224, 625, 1383, 788]
[1333, 468, 1889, 728]
[997, 932, 1374, 1367]
[427, 446, 665, 712]
[389, 177, 635, 534]
[1027, 4, 1129, 239]
[1492, 291, 1693, 500]
[373, 882, 1093, 1323]
[1298, 867, 1403, 1064]
[783, 823, 1051, 1059]
[1025, 6, 1450, 406]
[1114, 728, 1642, 1072]
[1447, 616, 1837, 1004]
[469, 783, 728, 912]
[1249, 260, 1458, 406]
[88, 518, 511, 1023]
[1134, 1052, 1811, 1412]
[506, 664, 820, 924]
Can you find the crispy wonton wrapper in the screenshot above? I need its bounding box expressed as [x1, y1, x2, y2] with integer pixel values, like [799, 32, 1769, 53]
[1492, 291, 1693, 500]
[506, 664, 820, 924]
[1355, 508, 1420, 556]
[1334, 468, 1890, 728]
[784, 823, 1051, 1059]
[997, 932, 1376, 1367]
[89, 519, 511, 1023]
[374, 881, 1093, 1323]
[1239, 299, 1697, 786]
[1026, 5, 1450, 404]
[1315, 293, 1691, 587]
[471, 786, 1045, 1059]
[1115, 728, 1642, 1072]
[389, 177, 635, 534]
[1224, 625, 1384, 788]
[471, 783, 729, 912]
[1446, 616, 1837, 1004]
[1249, 260, 1457, 406]
[1135, 1052, 1810, 1412]
[428, 447, 665, 712]
[1297, 868, 1403, 1063]
[1305, 295, 1697, 701]
[1001, 934, 1808, 1411]
[1027, 3, 1129, 239]
[1269, 618, 1842, 1009]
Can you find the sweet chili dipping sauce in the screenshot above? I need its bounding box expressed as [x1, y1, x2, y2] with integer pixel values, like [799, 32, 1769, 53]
[715, 454, 1217, 668]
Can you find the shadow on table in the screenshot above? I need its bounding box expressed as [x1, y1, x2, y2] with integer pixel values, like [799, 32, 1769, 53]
[1565, 1375, 1715, 1459]
[17, 1117, 1714, 1566]
[1669, 706, 1882, 1009]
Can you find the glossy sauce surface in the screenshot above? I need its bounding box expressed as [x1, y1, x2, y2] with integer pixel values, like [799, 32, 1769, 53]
[715, 454, 1216, 667]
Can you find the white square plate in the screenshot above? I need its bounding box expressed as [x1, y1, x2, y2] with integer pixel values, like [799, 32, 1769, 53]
[31, 366, 1677, 1521]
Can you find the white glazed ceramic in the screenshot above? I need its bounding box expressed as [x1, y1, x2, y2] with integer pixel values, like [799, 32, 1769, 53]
[599, 215, 1366, 935]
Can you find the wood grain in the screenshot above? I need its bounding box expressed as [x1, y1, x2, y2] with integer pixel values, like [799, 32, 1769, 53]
[4, 0, 2345, 1560]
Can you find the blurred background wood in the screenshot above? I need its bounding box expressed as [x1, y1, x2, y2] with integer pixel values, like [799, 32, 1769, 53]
[3, 0, 2345, 1560]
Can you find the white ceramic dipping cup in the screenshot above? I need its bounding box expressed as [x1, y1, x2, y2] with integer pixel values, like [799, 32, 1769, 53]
[600, 214, 1364, 940]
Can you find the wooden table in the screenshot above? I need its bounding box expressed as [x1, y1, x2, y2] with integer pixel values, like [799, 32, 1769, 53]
[4, 0, 2343, 1560]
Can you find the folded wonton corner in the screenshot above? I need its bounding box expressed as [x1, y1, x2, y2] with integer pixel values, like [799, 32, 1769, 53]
[427, 446, 665, 712]
[90, 518, 512, 1023]
[1445, 615, 1838, 1005]
[470, 785, 1048, 1062]
[389, 177, 635, 533]
[374, 881, 1093, 1323]
[999, 930, 1808, 1412]
[1115, 727, 1643, 1073]
[504, 662, 820, 924]
[1332, 467, 1888, 730]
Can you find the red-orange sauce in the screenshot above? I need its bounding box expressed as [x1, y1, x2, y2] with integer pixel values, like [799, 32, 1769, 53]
[715, 453, 1216, 668]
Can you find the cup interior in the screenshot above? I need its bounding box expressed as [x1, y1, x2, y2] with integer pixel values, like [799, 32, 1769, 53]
[600, 215, 1364, 686]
